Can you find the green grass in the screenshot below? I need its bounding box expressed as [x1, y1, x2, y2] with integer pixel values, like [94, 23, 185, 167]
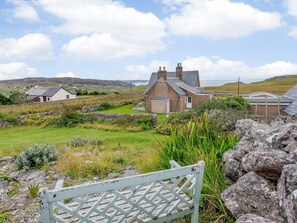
[0, 126, 163, 156]
[96, 104, 167, 124]
[205, 74, 297, 94]
[158, 116, 239, 222]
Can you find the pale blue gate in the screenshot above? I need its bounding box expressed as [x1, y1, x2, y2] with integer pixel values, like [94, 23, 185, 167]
[39, 160, 205, 223]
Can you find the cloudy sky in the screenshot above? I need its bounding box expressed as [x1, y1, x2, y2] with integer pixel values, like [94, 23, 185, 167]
[0, 0, 297, 83]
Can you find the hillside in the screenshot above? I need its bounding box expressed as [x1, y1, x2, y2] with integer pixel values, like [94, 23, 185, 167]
[0, 77, 133, 95]
[205, 75, 297, 94]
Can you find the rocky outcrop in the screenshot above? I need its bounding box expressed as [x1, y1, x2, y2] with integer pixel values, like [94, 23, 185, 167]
[0, 157, 140, 223]
[236, 214, 277, 223]
[222, 119, 297, 223]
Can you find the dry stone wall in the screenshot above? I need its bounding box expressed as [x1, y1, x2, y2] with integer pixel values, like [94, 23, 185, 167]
[222, 118, 297, 223]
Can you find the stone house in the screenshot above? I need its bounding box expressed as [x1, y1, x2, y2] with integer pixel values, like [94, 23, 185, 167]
[25, 86, 76, 102]
[144, 63, 212, 113]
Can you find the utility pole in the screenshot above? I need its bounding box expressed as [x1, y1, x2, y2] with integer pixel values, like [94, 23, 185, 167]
[237, 77, 240, 95]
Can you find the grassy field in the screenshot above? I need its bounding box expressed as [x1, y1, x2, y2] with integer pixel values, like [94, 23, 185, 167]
[0, 94, 142, 115]
[205, 75, 297, 94]
[0, 126, 162, 155]
[0, 125, 164, 175]
[96, 104, 167, 123]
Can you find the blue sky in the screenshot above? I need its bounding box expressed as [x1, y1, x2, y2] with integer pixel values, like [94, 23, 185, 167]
[0, 0, 297, 83]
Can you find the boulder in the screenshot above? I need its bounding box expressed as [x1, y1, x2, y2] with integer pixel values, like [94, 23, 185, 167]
[236, 214, 277, 223]
[242, 150, 294, 180]
[222, 149, 246, 184]
[221, 172, 285, 222]
[281, 190, 297, 223]
[271, 123, 297, 150]
[235, 119, 257, 137]
[278, 164, 297, 223]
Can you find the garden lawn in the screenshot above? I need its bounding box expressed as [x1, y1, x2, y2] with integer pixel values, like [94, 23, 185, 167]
[0, 126, 163, 157]
[97, 104, 167, 124]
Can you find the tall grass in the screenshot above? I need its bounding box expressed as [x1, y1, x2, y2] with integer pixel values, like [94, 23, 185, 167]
[158, 114, 238, 222]
[0, 94, 141, 115]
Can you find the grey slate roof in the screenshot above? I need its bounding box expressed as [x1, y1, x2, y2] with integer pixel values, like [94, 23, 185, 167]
[166, 79, 186, 96]
[282, 85, 297, 116]
[42, 88, 61, 97]
[144, 70, 200, 95]
[26, 87, 65, 97]
[245, 97, 291, 104]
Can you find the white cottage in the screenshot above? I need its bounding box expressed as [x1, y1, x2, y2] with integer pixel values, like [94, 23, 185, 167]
[25, 86, 76, 102]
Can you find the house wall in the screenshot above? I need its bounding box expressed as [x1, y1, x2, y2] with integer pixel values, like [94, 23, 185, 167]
[145, 81, 183, 112]
[51, 88, 76, 101]
[186, 91, 212, 108]
[151, 99, 170, 113]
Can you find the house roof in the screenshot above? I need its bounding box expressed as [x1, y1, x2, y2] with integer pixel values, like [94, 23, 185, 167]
[26, 86, 70, 97]
[248, 92, 278, 98]
[145, 70, 200, 95]
[244, 97, 291, 104]
[282, 85, 297, 116]
[42, 88, 61, 97]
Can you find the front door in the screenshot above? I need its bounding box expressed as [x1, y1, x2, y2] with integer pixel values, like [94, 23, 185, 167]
[186, 96, 192, 108]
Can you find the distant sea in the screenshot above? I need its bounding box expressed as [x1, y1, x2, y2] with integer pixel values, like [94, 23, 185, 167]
[200, 79, 263, 87]
[132, 78, 263, 87]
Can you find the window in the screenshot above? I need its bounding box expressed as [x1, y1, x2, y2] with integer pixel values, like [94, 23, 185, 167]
[66, 95, 70, 99]
[187, 97, 192, 103]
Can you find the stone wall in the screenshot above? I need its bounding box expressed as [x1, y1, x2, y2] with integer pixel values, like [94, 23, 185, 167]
[81, 98, 143, 112]
[83, 113, 158, 128]
[222, 118, 297, 223]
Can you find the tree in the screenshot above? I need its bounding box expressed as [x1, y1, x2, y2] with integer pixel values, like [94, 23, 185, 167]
[0, 93, 12, 105]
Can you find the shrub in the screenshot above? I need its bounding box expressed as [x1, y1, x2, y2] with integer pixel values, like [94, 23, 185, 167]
[66, 136, 102, 147]
[195, 96, 250, 115]
[0, 113, 19, 125]
[56, 109, 85, 127]
[135, 118, 153, 130]
[28, 183, 39, 198]
[158, 115, 239, 222]
[208, 109, 247, 131]
[15, 144, 58, 170]
[96, 102, 115, 111]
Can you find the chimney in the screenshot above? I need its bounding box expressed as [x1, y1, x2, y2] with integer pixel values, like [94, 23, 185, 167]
[176, 63, 183, 79]
[157, 66, 167, 80]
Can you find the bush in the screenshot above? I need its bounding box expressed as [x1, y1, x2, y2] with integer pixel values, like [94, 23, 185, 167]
[135, 118, 153, 130]
[15, 144, 58, 170]
[56, 109, 85, 127]
[96, 102, 115, 111]
[195, 96, 250, 115]
[158, 115, 239, 222]
[0, 113, 19, 125]
[66, 136, 102, 147]
[208, 109, 247, 131]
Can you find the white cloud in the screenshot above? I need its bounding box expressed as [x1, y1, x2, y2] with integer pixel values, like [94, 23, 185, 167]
[181, 56, 297, 80]
[0, 33, 52, 61]
[8, 0, 39, 22]
[285, 0, 297, 17]
[36, 0, 166, 59]
[164, 0, 282, 39]
[55, 72, 77, 78]
[288, 27, 297, 38]
[127, 60, 170, 74]
[0, 62, 37, 80]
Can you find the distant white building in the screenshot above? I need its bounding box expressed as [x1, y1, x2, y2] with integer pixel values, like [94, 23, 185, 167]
[25, 86, 76, 102]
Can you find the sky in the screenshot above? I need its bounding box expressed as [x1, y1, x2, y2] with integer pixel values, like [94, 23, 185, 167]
[0, 0, 297, 83]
